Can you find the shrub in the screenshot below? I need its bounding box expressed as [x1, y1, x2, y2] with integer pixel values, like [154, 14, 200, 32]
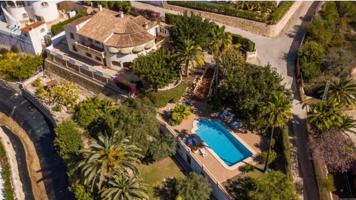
[52, 104, 62, 112]
[0, 53, 43, 81]
[240, 164, 255, 173]
[321, 174, 336, 192]
[300, 62, 321, 82]
[176, 172, 212, 200]
[231, 33, 255, 52]
[260, 150, 277, 165]
[298, 41, 324, 81]
[51, 11, 87, 35]
[73, 97, 117, 128]
[10, 45, 18, 53]
[147, 133, 176, 161]
[298, 41, 324, 65]
[133, 49, 180, 89]
[165, 13, 179, 24]
[48, 81, 80, 109]
[148, 82, 188, 108]
[269, 1, 293, 24]
[167, 1, 267, 23]
[54, 120, 82, 162]
[70, 182, 93, 200]
[0, 141, 14, 200]
[35, 85, 47, 98]
[170, 104, 191, 125]
[32, 78, 42, 87]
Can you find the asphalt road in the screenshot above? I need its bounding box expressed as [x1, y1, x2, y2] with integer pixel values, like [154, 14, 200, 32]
[0, 81, 73, 200]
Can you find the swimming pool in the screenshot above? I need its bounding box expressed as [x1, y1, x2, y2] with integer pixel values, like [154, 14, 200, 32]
[194, 119, 253, 167]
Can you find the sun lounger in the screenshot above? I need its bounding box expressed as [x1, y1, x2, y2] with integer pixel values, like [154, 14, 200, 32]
[199, 148, 208, 157]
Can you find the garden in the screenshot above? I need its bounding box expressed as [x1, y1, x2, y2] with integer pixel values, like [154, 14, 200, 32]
[298, 1, 356, 97]
[297, 3, 356, 199]
[0, 50, 43, 82]
[46, 8, 302, 200]
[167, 1, 294, 24]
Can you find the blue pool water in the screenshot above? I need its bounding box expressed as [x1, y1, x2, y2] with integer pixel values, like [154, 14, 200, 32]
[195, 119, 253, 166]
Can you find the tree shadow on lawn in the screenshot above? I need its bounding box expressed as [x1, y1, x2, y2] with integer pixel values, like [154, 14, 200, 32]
[153, 178, 178, 200]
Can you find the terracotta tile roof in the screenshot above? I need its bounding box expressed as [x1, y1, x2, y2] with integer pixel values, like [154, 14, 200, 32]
[21, 21, 45, 32]
[75, 9, 155, 48]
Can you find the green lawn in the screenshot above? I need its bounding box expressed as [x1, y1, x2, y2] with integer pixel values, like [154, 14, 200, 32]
[139, 157, 185, 199]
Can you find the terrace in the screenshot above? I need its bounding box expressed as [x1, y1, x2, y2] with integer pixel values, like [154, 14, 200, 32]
[158, 100, 263, 183]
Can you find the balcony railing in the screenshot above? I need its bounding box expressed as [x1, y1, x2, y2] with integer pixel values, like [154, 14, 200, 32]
[75, 42, 105, 58]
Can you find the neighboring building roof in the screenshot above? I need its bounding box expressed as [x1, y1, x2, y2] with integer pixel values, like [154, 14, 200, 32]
[57, 1, 87, 12]
[74, 9, 155, 48]
[21, 21, 45, 32]
[65, 15, 92, 27]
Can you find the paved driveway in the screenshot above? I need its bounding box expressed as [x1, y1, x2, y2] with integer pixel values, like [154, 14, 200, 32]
[0, 81, 73, 200]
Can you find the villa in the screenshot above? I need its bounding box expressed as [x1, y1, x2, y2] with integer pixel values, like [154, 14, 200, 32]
[64, 7, 160, 69]
[44, 7, 168, 95]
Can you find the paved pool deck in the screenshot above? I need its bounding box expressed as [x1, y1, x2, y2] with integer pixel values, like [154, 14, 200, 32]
[158, 100, 263, 183]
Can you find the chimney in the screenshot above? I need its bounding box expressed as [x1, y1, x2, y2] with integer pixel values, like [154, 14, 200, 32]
[98, 4, 103, 12]
[119, 11, 124, 18]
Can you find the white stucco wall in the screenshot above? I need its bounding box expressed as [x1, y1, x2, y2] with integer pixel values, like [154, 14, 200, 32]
[30, 1, 59, 22]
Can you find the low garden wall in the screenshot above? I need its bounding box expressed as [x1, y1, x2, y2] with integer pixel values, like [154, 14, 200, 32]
[163, 1, 303, 37]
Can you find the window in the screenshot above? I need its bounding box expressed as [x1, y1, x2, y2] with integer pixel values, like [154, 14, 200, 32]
[95, 56, 101, 61]
[111, 61, 121, 67]
[85, 52, 91, 58]
[72, 45, 77, 52]
[186, 154, 191, 165]
[70, 33, 74, 39]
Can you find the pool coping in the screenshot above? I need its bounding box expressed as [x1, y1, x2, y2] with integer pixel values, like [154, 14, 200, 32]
[192, 119, 258, 171]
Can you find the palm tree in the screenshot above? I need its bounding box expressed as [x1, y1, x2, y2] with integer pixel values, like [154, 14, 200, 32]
[307, 101, 344, 134]
[262, 91, 292, 172]
[209, 26, 232, 91]
[100, 174, 148, 200]
[325, 78, 356, 107]
[78, 134, 142, 190]
[177, 39, 204, 77]
[338, 115, 356, 134]
[209, 26, 232, 59]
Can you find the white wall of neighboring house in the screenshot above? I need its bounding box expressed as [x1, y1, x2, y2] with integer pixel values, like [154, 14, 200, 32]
[7, 6, 29, 22]
[27, 23, 48, 54]
[28, 1, 59, 22]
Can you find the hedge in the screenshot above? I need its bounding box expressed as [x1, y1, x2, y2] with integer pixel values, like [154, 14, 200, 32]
[168, 1, 293, 24]
[167, 1, 267, 23]
[148, 82, 188, 108]
[230, 33, 255, 52]
[0, 141, 14, 200]
[51, 11, 87, 35]
[165, 13, 179, 25]
[269, 1, 294, 24]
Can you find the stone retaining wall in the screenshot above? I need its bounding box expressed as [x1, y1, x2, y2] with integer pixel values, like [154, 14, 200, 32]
[163, 1, 303, 37]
